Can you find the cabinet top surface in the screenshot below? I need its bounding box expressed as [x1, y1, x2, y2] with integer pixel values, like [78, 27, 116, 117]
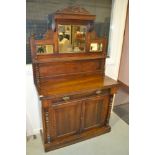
[39, 74, 119, 98]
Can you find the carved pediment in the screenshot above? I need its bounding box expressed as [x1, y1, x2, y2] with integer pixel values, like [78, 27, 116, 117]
[55, 5, 90, 15]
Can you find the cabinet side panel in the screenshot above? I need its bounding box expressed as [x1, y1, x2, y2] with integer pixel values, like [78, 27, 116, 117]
[100, 95, 110, 125]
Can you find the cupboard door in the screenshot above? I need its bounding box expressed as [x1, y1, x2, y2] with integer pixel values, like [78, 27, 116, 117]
[82, 95, 109, 131]
[49, 100, 82, 138]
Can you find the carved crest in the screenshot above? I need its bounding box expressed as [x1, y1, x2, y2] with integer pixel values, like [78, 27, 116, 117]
[55, 5, 91, 15]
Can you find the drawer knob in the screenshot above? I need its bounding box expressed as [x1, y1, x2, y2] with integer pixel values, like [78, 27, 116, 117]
[62, 96, 70, 101]
[96, 90, 102, 94]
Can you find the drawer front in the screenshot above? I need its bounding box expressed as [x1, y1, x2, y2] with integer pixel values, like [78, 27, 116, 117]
[50, 89, 110, 105]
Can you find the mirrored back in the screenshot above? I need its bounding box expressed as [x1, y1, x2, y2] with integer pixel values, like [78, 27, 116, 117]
[58, 25, 86, 53]
[90, 43, 103, 52]
[36, 45, 54, 54]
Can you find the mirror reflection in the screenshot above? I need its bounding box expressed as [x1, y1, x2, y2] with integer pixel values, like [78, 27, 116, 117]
[90, 43, 103, 52]
[36, 45, 53, 54]
[58, 25, 86, 53]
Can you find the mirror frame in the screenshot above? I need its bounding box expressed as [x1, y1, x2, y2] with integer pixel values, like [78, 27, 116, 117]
[35, 40, 55, 55]
[57, 24, 87, 53]
[89, 39, 104, 53]
[36, 44, 54, 55]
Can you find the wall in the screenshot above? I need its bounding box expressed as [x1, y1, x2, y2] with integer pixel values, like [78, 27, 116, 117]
[118, 8, 129, 86]
[105, 0, 128, 81]
[26, 0, 112, 21]
[26, 65, 42, 135]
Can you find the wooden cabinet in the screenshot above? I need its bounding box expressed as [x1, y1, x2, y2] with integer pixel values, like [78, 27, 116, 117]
[30, 6, 119, 152]
[40, 85, 118, 152]
[44, 95, 110, 141]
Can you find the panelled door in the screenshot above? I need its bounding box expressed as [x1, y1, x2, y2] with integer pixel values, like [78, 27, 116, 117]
[49, 100, 82, 139]
[48, 95, 110, 139]
[81, 95, 110, 131]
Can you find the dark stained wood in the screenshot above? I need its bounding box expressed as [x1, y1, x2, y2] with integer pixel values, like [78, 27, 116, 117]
[30, 6, 119, 152]
[39, 75, 119, 97]
[34, 54, 105, 63]
[38, 59, 102, 77]
[54, 6, 96, 21]
[51, 100, 82, 138]
[42, 125, 111, 152]
[55, 6, 92, 15]
[83, 96, 106, 130]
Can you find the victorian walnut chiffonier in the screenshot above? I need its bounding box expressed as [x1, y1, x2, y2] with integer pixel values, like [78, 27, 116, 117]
[30, 6, 119, 152]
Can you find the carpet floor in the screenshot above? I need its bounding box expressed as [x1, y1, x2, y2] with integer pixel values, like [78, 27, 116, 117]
[27, 112, 129, 155]
[113, 103, 129, 124]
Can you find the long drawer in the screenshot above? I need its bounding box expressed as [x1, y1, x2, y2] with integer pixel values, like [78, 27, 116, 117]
[49, 88, 110, 105]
